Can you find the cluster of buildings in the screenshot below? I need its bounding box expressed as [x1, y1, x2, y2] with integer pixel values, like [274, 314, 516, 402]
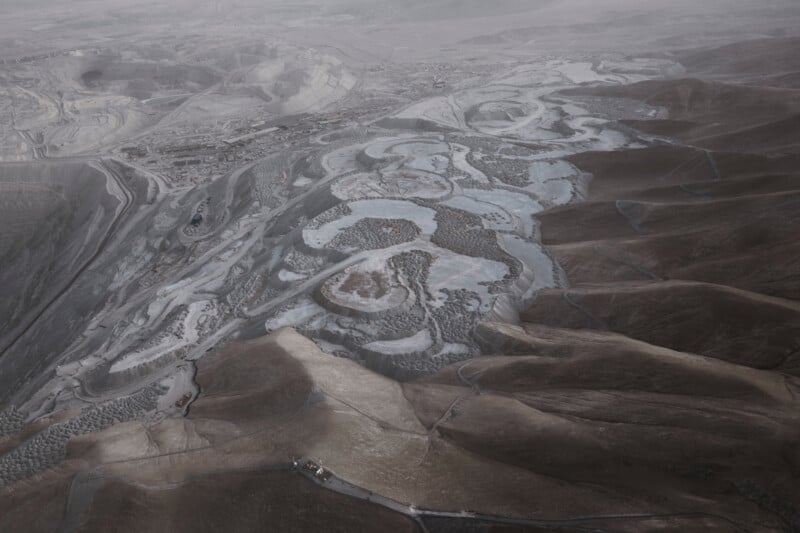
[117, 110, 352, 184]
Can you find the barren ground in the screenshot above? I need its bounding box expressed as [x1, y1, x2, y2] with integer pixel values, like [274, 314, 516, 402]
[1, 1, 799, 531]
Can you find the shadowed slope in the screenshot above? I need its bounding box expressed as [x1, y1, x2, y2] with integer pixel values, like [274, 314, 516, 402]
[678, 37, 800, 87]
[438, 43, 800, 531]
[565, 77, 800, 152]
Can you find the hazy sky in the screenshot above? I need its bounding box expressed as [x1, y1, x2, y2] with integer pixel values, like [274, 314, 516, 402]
[2, 0, 798, 61]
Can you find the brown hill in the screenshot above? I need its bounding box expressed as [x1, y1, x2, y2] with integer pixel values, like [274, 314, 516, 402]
[408, 320, 800, 532]
[678, 37, 800, 87]
[438, 56, 800, 531]
[1, 329, 658, 532]
[565, 78, 800, 151]
[3, 34, 800, 533]
[521, 281, 800, 372]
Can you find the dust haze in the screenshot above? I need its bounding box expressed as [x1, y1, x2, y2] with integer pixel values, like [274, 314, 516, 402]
[1, 1, 799, 532]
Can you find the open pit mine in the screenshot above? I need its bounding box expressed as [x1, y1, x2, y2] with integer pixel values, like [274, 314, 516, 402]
[1, 0, 800, 531]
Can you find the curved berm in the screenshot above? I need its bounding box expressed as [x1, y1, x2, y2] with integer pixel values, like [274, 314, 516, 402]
[0, 161, 125, 398]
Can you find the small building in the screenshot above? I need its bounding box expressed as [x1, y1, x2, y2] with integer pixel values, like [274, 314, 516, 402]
[315, 467, 333, 482]
[174, 392, 192, 408]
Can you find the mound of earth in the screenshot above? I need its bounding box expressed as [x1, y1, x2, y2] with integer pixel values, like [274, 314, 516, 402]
[237, 47, 356, 114]
[414, 321, 800, 512]
[0, 329, 681, 532]
[434, 41, 800, 530]
[458, 51, 800, 530]
[6, 326, 795, 531]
